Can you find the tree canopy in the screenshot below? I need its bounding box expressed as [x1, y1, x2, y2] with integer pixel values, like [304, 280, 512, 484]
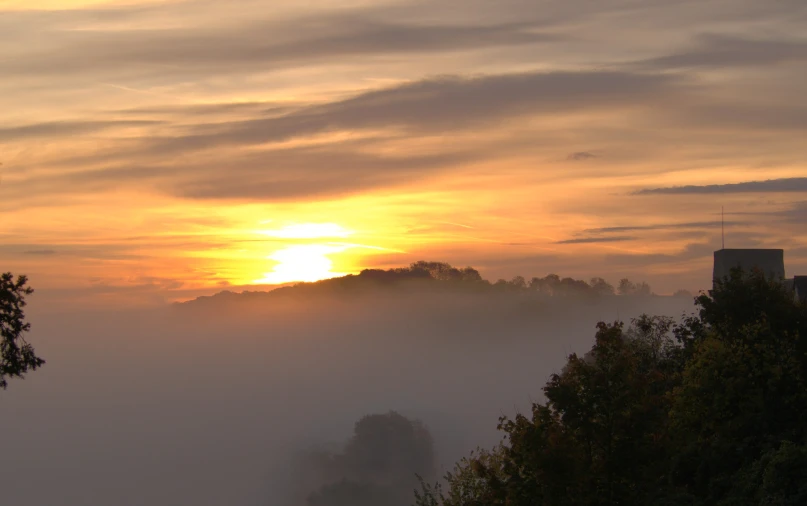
[300, 411, 436, 506]
[416, 268, 807, 506]
[0, 273, 44, 389]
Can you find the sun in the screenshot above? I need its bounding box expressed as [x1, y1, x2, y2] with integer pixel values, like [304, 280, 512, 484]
[254, 244, 349, 284]
[250, 222, 398, 285]
[250, 223, 355, 285]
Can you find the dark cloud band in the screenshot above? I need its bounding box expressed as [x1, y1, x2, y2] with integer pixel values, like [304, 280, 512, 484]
[635, 178, 807, 195]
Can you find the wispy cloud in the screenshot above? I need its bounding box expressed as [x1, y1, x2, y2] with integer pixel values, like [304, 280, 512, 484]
[555, 236, 636, 244]
[139, 70, 678, 154]
[2, 17, 559, 78]
[567, 151, 598, 160]
[769, 201, 807, 223]
[0, 120, 162, 141]
[584, 221, 743, 233]
[604, 242, 717, 267]
[23, 249, 57, 256]
[634, 178, 807, 195]
[4, 69, 683, 203]
[637, 34, 807, 69]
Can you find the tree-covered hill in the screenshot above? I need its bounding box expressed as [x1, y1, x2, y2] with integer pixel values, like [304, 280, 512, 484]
[177, 261, 672, 311]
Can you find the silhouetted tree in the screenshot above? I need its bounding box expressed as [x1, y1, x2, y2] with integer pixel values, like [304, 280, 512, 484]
[415, 447, 507, 506]
[306, 411, 436, 506]
[617, 278, 652, 296]
[409, 262, 482, 283]
[668, 268, 807, 503]
[510, 276, 527, 289]
[343, 411, 435, 484]
[590, 277, 615, 296]
[1, 273, 45, 389]
[634, 281, 652, 296]
[544, 274, 561, 290]
[528, 274, 562, 296]
[618, 278, 636, 295]
[417, 316, 682, 506]
[556, 277, 591, 297]
[416, 269, 807, 506]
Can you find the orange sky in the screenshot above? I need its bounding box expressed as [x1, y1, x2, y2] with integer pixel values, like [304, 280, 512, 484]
[1, 0, 806, 307]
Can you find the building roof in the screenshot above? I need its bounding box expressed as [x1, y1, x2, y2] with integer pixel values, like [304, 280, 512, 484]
[713, 248, 786, 285]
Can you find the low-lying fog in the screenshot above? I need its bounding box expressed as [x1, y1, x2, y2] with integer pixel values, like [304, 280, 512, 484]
[3, 279, 695, 506]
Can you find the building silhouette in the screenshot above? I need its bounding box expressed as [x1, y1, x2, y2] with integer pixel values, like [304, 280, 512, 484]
[713, 249, 785, 284]
[712, 248, 806, 303]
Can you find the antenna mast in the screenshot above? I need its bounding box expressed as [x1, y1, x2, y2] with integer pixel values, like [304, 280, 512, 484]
[721, 206, 725, 249]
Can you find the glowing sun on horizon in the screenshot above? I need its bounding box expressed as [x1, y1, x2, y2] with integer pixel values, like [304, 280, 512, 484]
[254, 244, 350, 284]
[253, 223, 353, 284]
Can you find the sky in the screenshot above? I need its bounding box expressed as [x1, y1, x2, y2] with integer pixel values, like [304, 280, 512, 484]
[2, 0, 807, 306]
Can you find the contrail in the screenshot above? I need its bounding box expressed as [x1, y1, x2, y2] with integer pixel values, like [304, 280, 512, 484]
[437, 221, 474, 229]
[99, 82, 183, 101]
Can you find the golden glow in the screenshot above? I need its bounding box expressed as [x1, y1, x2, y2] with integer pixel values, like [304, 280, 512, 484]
[257, 223, 353, 239]
[254, 244, 349, 284]
[4, 0, 806, 306]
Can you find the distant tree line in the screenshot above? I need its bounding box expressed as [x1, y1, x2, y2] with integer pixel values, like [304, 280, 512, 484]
[182, 261, 694, 309]
[491, 273, 654, 297]
[332, 261, 685, 298]
[415, 268, 807, 506]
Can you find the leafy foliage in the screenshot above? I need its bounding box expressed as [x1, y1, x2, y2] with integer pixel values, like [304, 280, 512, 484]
[1, 273, 44, 389]
[416, 268, 807, 506]
[415, 447, 507, 506]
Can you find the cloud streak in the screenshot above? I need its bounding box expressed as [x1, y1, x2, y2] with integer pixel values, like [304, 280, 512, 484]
[638, 34, 807, 69]
[4, 69, 684, 203]
[3, 17, 559, 78]
[139, 70, 680, 155]
[635, 178, 807, 195]
[22, 249, 57, 256]
[584, 221, 744, 233]
[0, 120, 163, 141]
[568, 151, 598, 160]
[556, 236, 637, 244]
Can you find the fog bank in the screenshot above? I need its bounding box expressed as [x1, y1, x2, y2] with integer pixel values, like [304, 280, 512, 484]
[2, 283, 694, 506]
